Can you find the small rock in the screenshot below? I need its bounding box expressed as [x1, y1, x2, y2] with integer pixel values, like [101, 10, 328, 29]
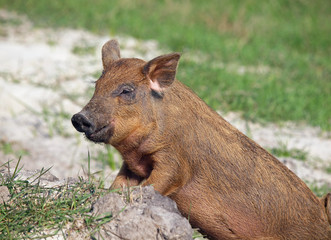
[0, 185, 10, 203]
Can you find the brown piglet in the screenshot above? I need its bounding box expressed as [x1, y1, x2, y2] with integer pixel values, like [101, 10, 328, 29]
[71, 39, 331, 240]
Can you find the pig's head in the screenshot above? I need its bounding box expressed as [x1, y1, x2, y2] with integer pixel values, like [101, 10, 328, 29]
[71, 39, 180, 146]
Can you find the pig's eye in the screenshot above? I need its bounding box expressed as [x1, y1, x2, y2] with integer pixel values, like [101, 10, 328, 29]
[113, 84, 136, 101]
[120, 87, 134, 95]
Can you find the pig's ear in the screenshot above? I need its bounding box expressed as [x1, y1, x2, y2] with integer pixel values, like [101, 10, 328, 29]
[102, 39, 121, 69]
[143, 53, 181, 93]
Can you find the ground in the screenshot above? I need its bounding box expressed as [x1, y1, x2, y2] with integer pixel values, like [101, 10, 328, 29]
[0, 9, 330, 192]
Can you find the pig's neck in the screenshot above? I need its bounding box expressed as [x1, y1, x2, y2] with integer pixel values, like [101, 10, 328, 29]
[154, 80, 245, 157]
[113, 122, 162, 177]
[158, 80, 233, 136]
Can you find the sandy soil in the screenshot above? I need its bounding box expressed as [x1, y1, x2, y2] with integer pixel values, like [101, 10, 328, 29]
[0, 9, 330, 189]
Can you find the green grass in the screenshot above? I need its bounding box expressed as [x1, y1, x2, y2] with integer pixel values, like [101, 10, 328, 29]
[95, 145, 118, 171]
[268, 142, 308, 161]
[308, 183, 331, 198]
[72, 44, 96, 56]
[40, 104, 72, 138]
[0, 141, 29, 158]
[0, 162, 114, 239]
[326, 164, 331, 174]
[193, 229, 206, 239]
[1, 165, 329, 240]
[0, 0, 330, 130]
[1, 160, 201, 239]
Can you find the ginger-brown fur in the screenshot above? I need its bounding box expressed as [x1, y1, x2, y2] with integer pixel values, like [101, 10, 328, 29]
[72, 39, 331, 239]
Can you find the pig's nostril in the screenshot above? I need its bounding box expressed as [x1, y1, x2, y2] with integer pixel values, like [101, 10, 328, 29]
[71, 113, 95, 134]
[82, 120, 92, 128]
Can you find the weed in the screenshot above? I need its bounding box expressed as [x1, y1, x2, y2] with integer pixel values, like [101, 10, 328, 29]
[308, 182, 331, 198]
[0, 15, 21, 26]
[0, 28, 6, 37]
[46, 39, 57, 46]
[6, 94, 72, 138]
[41, 104, 71, 138]
[0, 141, 14, 155]
[192, 229, 206, 239]
[72, 44, 96, 56]
[96, 145, 118, 170]
[0, 161, 114, 239]
[0, 141, 29, 158]
[92, 70, 103, 79]
[268, 142, 308, 161]
[325, 164, 331, 174]
[0, 72, 21, 84]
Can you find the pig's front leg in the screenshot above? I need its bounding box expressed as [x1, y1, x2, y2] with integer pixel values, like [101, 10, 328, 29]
[110, 162, 144, 190]
[142, 159, 184, 196]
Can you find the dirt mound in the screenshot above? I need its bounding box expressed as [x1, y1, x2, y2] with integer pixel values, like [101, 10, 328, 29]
[0, 168, 194, 240]
[91, 186, 193, 240]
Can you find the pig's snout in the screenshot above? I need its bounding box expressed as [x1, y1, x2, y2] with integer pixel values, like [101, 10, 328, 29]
[71, 113, 95, 135]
